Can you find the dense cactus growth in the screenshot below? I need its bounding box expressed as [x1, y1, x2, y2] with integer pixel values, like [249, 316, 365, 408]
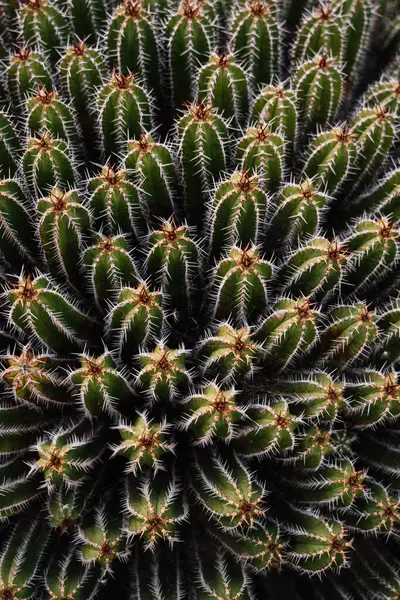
[0, 1, 399, 599]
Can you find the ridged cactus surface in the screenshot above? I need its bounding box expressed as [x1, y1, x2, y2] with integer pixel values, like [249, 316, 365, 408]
[0, 0, 399, 599]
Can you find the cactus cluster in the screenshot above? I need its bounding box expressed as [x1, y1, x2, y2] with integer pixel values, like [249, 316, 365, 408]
[0, 0, 399, 598]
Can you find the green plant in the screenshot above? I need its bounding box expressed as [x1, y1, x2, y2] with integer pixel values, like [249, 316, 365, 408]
[0, 0, 399, 599]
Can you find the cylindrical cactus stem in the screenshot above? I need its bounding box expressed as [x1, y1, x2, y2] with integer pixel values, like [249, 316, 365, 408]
[0, 516, 50, 596]
[282, 459, 366, 508]
[6, 273, 98, 353]
[111, 412, 174, 473]
[199, 323, 260, 382]
[210, 244, 273, 324]
[250, 83, 298, 152]
[97, 71, 153, 160]
[229, 0, 281, 87]
[232, 400, 299, 458]
[0, 178, 38, 270]
[236, 123, 285, 194]
[67, 0, 108, 42]
[177, 101, 229, 225]
[347, 105, 396, 197]
[131, 544, 185, 600]
[342, 217, 399, 297]
[0, 399, 49, 455]
[137, 342, 190, 402]
[107, 0, 161, 101]
[214, 520, 286, 573]
[145, 218, 201, 311]
[363, 76, 400, 117]
[194, 544, 251, 600]
[78, 503, 130, 571]
[283, 505, 351, 573]
[124, 466, 187, 550]
[375, 298, 400, 367]
[82, 233, 140, 312]
[280, 236, 348, 302]
[302, 124, 357, 197]
[317, 302, 377, 367]
[47, 475, 101, 532]
[292, 3, 342, 63]
[23, 130, 77, 198]
[278, 425, 334, 470]
[332, 0, 374, 87]
[124, 133, 178, 220]
[106, 283, 164, 361]
[267, 180, 328, 251]
[43, 550, 102, 600]
[270, 372, 345, 421]
[344, 482, 400, 533]
[0, 457, 43, 520]
[254, 297, 319, 369]
[37, 186, 91, 289]
[208, 170, 267, 259]
[0, 110, 22, 178]
[344, 370, 400, 428]
[18, 0, 68, 65]
[88, 163, 145, 240]
[59, 41, 108, 118]
[294, 54, 343, 134]
[351, 167, 400, 222]
[166, 0, 216, 108]
[0, 345, 70, 408]
[180, 383, 248, 445]
[192, 449, 265, 529]
[69, 351, 136, 417]
[30, 419, 105, 489]
[7, 46, 53, 107]
[197, 52, 249, 127]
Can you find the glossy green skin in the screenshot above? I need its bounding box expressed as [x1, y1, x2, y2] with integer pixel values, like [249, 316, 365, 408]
[353, 168, 400, 222]
[293, 6, 342, 63]
[27, 91, 80, 147]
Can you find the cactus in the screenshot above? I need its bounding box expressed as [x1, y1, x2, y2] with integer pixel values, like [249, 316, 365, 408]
[97, 71, 153, 159]
[23, 130, 77, 197]
[88, 164, 144, 239]
[0, 1, 399, 598]
[165, 0, 216, 107]
[59, 41, 108, 118]
[294, 53, 343, 134]
[208, 170, 267, 257]
[236, 123, 285, 194]
[124, 133, 178, 220]
[177, 101, 229, 224]
[37, 186, 91, 288]
[7, 46, 53, 107]
[229, 0, 281, 87]
[197, 52, 249, 126]
[107, 0, 161, 100]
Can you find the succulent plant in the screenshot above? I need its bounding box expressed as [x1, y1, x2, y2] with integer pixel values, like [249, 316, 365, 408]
[0, 0, 399, 599]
